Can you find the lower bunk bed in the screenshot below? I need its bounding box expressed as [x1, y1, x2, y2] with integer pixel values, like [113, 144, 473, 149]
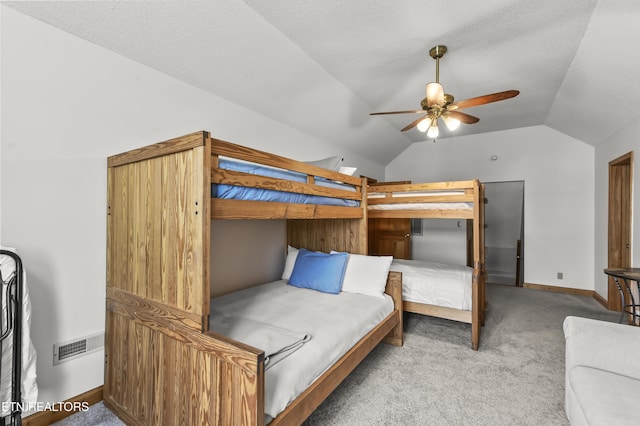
[367, 180, 487, 350]
[209, 274, 401, 423]
[391, 259, 474, 324]
[105, 267, 402, 425]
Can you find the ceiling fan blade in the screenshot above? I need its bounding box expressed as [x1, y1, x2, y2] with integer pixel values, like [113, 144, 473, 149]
[401, 114, 430, 132]
[370, 110, 426, 116]
[452, 90, 520, 110]
[446, 110, 480, 124]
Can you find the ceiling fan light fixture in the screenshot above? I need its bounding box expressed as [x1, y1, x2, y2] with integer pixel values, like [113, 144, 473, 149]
[425, 82, 444, 106]
[416, 117, 431, 132]
[427, 121, 439, 139]
[443, 115, 461, 131]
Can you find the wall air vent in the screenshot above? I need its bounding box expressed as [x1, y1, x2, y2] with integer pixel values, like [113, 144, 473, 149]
[53, 332, 104, 365]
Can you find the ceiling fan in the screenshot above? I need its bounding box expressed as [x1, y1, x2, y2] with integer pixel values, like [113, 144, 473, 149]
[370, 45, 519, 138]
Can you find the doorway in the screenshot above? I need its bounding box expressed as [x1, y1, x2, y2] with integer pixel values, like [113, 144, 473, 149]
[607, 152, 633, 311]
[483, 181, 525, 286]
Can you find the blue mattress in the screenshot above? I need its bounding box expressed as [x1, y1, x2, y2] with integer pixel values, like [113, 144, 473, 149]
[212, 159, 360, 207]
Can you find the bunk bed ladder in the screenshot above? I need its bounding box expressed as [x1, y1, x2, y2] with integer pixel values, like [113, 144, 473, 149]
[0, 250, 24, 426]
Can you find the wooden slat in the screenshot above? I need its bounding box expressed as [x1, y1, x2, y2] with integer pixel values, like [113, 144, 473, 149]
[403, 301, 472, 323]
[471, 181, 484, 349]
[212, 199, 363, 219]
[160, 153, 175, 307]
[368, 180, 477, 193]
[368, 209, 474, 219]
[212, 168, 362, 201]
[107, 287, 203, 331]
[200, 140, 212, 325]
[383, 271, 404, 346]
[172, 151, 188, 310]
[367, 194, 474, 204]
[165, 333, 177, 424]
[147, 158, 162, 301]
[210, 137, 362, 186]
[108, 131, 207, 167]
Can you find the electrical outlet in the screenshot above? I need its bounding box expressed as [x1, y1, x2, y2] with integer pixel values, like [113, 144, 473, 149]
[557, 272, 563, 280]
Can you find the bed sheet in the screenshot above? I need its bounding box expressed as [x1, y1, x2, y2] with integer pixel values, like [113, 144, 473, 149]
[0, 249, 38, 417]
[390, 259, 472, 310]
[209, 280, 393, 419]
[212, 158, 360, 207]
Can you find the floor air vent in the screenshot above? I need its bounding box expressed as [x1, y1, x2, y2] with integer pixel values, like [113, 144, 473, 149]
[53, 332, 104, 365]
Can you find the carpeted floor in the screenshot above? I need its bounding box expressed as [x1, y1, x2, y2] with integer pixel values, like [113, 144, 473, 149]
[54, 284, 619, 425]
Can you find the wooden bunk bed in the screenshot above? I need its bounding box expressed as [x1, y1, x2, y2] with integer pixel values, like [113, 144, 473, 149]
[367, 180, 486, 350]
[105, 131, 403, 425]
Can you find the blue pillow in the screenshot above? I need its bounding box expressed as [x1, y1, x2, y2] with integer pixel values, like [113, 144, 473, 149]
[288, 249, 348, 294]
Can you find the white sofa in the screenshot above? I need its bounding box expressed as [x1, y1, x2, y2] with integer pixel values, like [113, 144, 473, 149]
[563, 316, 640, 425]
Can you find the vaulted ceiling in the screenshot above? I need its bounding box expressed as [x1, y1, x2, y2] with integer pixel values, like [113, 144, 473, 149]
[5, 0, 639, 165]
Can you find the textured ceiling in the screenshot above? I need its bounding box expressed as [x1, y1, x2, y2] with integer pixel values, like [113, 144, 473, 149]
[5, 0, 639, 165]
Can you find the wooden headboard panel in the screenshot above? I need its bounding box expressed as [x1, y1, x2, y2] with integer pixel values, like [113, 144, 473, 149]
[287, 218, 368, 254]
[107, 132, 211, 329]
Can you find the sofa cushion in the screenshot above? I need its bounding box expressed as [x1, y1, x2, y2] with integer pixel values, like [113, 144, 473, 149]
[564, 316, 640, 381]
[567, 365, 640, 426]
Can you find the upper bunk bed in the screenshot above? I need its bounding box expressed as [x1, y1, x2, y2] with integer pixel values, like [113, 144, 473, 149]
[367, 179, 482, 219]
[107, 130, 366, 221]
[366, 179, 486, 350]
[105, 131, 401, 425]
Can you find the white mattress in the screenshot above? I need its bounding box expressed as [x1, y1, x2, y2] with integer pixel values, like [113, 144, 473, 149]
[0, 249, 38, 417]
[209, 280, 393, 419]
[390, 259, 473, 310]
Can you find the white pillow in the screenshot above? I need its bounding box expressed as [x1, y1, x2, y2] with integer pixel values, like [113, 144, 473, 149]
[281, 246, 299, 280]
[332, 251, 393, 298]
[305, 156, 343, 171]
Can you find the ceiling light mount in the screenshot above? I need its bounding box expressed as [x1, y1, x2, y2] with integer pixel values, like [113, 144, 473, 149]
[429, 45, 447, 60]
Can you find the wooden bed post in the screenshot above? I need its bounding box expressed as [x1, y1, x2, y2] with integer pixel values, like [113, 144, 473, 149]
[471, 180, 485, 350]
[480, 183, 487, 325]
